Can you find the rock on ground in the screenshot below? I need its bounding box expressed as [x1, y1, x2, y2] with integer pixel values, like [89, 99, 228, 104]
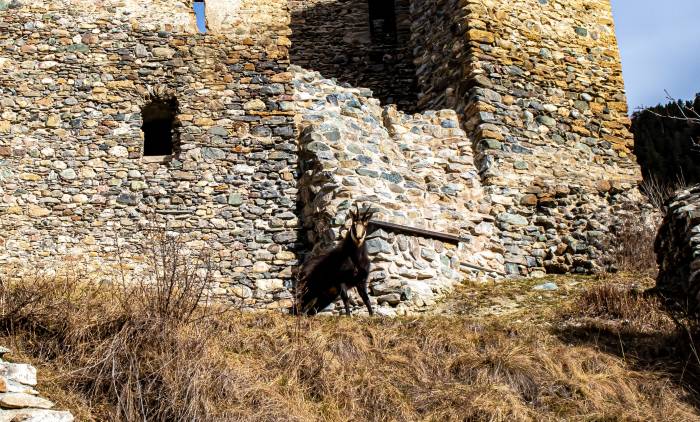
[0, 348, 73, 421]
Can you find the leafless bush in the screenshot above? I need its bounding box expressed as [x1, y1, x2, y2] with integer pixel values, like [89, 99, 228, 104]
[117, 227, 215, 323]
[0, 227, 230, 421]
[640, 174, 687, 212]
[606, 212, 659, 275]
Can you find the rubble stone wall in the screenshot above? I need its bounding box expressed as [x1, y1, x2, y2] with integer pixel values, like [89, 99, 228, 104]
[294, 67, 504, 314]
[0, 0, 298, 308]
[0, 0, 646, 313]
[454, 0, 642, 276]
[655, 186, 700, 315]
[289, 0, 643, 276]
[289, 0, 418, 112]
[409, 0, 468, 112]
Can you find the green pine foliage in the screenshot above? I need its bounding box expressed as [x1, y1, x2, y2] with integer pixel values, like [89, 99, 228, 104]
[631, 95, 700, 186]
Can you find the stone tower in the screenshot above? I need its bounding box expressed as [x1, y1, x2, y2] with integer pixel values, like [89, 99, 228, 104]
[290, 0, 641, 277]
[0, 0, 641, 312]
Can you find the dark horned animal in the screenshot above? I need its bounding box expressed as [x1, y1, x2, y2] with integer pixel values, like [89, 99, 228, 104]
[295, 205, 375, 316]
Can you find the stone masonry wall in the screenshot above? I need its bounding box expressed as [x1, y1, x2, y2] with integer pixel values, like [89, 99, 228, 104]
[451, 0, 643, 275]
[289, 0, 418, 112]
[409, 0, 468, 112]
[655, 185, 700, 316]
[289, 0, 644, 277]
[0, 0, 645, 312]
[294, 66, 504, 315]
[0, 0, 299, 309]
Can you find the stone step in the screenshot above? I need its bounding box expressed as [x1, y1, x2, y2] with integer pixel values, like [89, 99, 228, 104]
[0, 409, 74, 422]
[0, 392, 54, 409]
[0, 362, 37, 387]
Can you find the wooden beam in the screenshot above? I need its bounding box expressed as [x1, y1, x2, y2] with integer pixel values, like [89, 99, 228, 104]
[368, 220, 470, 244]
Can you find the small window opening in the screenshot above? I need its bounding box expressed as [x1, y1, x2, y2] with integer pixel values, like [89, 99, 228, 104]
[368, 0, 397, 45]
[141, 98, 178, 157]
[193, 0, 207, 34]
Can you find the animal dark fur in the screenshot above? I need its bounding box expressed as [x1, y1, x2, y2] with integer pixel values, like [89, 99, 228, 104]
[294, 206, 375, 316]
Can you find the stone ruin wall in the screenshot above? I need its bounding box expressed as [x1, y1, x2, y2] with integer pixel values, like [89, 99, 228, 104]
[416, 0, 643, 276]
[288, 0, 418, 112]
[289, 0, 643, 278]
[0, 0, 645, 313]
[294, 67, 504, 314]
[0, 0, 299, 309]
[655, 186, 700, 315]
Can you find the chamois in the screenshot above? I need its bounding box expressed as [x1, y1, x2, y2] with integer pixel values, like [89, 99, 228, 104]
[294, 204, 375, 316]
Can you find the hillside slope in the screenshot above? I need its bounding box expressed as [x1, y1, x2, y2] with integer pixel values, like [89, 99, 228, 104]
[1, 273, 698, 421]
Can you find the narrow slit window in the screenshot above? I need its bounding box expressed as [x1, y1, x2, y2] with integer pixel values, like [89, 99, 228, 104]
[368, 0, 397, 44]
[193, 0, 207, 33]
[141, 98, 178, 157]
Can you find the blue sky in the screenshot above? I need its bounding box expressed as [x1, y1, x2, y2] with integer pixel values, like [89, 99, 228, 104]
[194, 2, 206, 33]
[611, 0, 700, 111]
[193, 2, 698, 112]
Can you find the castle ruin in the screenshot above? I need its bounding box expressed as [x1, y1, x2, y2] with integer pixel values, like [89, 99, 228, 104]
[0, 0, 642, 314]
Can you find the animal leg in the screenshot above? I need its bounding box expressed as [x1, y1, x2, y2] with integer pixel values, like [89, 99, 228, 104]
[358, 283, 374, 316]
[302, 296, 319, 316]
[340, 283, 352, 316]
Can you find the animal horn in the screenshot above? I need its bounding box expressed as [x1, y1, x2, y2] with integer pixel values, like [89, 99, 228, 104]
[348, 203, 356, 220]
[363, 204, 374, 221]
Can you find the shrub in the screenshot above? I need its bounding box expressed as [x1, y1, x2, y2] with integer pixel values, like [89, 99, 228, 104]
[605, 212, 659, 275]
[0, 228, 230, 421]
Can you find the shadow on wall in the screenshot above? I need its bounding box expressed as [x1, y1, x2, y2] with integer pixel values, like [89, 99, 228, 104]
[289, 0, 418, 112]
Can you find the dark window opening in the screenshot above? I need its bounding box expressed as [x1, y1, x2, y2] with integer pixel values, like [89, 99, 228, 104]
[141, 98, 178, 157]
[193, 0, 207, 33]
[368, 51, 385, 64]
[368, 0, 397, 45]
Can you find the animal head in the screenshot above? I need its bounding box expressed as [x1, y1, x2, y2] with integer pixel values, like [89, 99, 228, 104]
[348, 204, 375, 247]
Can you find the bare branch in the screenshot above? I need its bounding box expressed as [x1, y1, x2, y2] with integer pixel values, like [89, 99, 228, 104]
[637, 91, 700, 154]
[639, 91, 700, 124]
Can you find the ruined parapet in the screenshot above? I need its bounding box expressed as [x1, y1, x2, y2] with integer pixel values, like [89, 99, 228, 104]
[0, 0, 297, 308]
[294, 66, 504, 314]
[655, 186, 700, 316]
[11, 0, 291, 43]
[8, 0, 198, 33]
[205, 0, 291, 46]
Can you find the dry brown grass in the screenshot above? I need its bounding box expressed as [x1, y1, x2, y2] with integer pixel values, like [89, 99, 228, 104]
[1, 271, 699, 421]
[558, 276, 700, 415]
[606, 212, 660, 276]
[574, 282, 670, 329]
